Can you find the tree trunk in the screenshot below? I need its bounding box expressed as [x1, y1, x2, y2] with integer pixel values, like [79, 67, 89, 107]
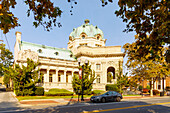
[150, 79, 153, 97]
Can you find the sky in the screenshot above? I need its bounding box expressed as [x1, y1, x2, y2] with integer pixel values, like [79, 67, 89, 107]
[1, 0, 136, 73]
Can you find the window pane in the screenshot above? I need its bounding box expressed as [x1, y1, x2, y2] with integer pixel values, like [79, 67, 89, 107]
[96, 64, 101, 70]
[66, 75, 68, 83]
[49, 74, 52, 82]
[58, 74, 61, 82]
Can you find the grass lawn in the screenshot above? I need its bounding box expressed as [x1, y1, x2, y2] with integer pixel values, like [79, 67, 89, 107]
[16, 95, 92, 101]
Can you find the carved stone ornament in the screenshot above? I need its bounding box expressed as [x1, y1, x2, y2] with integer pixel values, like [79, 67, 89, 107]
[18, 49, 38, 62]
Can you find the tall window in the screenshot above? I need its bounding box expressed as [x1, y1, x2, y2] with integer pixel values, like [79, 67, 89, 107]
[96, 75, 100, 83]
[49, 74, 53, 82]
[41, 75, 44, 83]
[58, 74, 61, 82]
[66, 75, 68, 83]
[96, 64, 101, 70]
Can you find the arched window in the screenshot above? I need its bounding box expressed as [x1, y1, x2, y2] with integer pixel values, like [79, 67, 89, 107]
[82, 35, 85, 39]
[97, 36, 100, 40]
[107, 67, 115, 83]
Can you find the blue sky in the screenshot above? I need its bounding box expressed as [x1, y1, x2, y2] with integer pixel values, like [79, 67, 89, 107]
[1, 0, 135, 73]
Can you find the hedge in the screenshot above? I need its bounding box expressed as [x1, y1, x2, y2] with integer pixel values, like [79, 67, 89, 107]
[44, 88, 73, 96]
[142, 88, 149, 93]
[92, 90, 105, 95]
[149, 90, 160, 95]
[35, 87, 44, 96]
[106, 84, 119, 92]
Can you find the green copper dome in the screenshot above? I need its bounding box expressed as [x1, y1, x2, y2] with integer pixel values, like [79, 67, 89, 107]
[70, 20, 104, 39]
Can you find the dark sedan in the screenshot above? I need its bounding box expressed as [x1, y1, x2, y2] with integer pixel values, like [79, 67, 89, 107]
[90, 91, 123, 103]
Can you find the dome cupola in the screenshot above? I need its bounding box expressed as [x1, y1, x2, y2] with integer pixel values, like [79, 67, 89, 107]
[69, 19, 104, 39]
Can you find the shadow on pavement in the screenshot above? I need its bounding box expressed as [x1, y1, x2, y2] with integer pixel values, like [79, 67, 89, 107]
[13, 100, 170, 113]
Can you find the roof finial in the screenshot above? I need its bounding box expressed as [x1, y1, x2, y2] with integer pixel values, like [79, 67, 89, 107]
[84, 19, 90, 24]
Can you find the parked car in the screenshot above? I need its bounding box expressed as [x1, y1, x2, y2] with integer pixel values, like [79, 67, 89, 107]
[90, 91, 123, 103]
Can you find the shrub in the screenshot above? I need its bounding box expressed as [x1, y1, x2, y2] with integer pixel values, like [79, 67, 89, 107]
[44, 88, 73, 96]
[153, 90, 159, 95]
[106, 84, 119, 92]
[45, 92, 73, 96]
[49, 88, 69, 92]
[146, 85, 150, 90]
[83, 90, 92, 95]
[138, 85, 143, 91]
[92, 90, 105, 95]
[35, 87, 44, 96]
[6, 88, 13, 92]
[142, 88, 149, 93]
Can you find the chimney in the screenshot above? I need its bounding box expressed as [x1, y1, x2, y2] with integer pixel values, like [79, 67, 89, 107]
[15, 31, 21, 43]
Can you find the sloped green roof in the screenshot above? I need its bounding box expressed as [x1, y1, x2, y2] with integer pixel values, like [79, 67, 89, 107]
[20, 41, 76, 61]
[70, 21, 104, 39]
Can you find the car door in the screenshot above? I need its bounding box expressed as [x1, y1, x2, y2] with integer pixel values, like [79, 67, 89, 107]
[107, 91, 113, 101]
[112, 91, 118, 101]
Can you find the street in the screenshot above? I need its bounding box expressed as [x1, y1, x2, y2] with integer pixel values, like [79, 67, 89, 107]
[1, 97, 169, 113]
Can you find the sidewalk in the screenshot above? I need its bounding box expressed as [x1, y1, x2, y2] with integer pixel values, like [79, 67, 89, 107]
[18, 95, 169, 109]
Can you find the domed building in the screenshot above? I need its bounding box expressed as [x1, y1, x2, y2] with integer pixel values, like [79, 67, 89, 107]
[14, 20, 124, 91]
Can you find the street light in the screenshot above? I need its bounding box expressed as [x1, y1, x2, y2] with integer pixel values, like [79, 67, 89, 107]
[78, 58, 88, 101]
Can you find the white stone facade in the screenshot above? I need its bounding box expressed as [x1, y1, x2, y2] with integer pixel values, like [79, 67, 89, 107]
[14, 20, 124, 91]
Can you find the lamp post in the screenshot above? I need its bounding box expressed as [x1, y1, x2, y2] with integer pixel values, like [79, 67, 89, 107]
[78, 58, 88, 101]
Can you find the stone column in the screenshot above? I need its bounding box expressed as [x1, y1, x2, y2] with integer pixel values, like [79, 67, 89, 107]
[45, 68, 49, 82]
[63, 70, 67, 83]
[161, 79, 163, 90]
[154, 81, 157, 90]
[164, 79, 166, 90]
[55, 69, 58, 83]
[102, 62, 107, 84]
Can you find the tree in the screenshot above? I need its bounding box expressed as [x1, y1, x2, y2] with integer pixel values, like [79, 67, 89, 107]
[115, 0, 169, 61]
[72, 63, 95, 95]
[116, 68, 129, 93]
[128, 76, 140, 91]
[4, 58, 41, 96]
[0, 0, 62, 34]
[124, 42, 169, 96]
[0, 43, 13, 87]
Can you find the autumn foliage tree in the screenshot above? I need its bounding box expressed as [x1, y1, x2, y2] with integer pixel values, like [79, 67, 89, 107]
[0, 0, 62, 34]
[123, 41, 169, 96]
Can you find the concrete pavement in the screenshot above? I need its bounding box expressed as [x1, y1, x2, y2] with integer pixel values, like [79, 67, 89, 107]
[0, 91, 22, 112]
[0, 91, 169, 112]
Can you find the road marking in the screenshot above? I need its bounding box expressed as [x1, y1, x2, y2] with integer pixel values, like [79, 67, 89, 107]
[81, 102, 170, 113]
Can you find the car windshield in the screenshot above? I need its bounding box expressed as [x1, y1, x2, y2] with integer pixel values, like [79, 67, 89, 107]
[104, 91, 112, 95]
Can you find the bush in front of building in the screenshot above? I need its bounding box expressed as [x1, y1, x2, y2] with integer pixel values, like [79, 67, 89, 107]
[153, 90, 159, 95]
[106, 84, 119, 92]
[149, 90, 160, 95]
[142, 88, 149, 93]
[92, 90, 105, 95]
[44, 88, 73, 96]
[35, 87, 44, 96]
[138, 85, 143, 91]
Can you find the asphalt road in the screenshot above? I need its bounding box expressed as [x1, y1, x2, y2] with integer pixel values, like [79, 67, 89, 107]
[3, 97, 169, 113]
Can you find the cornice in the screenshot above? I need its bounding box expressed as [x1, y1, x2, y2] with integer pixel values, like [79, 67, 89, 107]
[75, 53, 125, 57]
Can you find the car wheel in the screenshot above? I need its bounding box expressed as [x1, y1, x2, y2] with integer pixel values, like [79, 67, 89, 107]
[101, 98, 106, 103]
[116, 97, 121, 102]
